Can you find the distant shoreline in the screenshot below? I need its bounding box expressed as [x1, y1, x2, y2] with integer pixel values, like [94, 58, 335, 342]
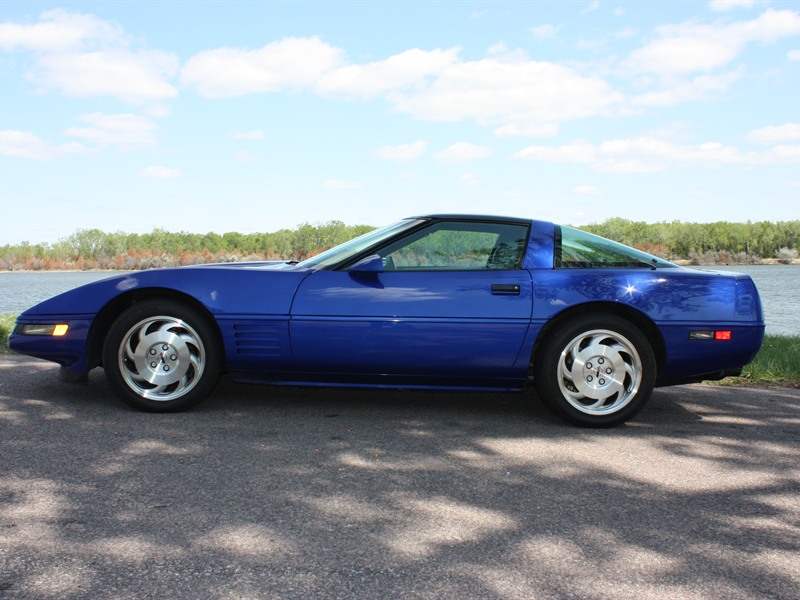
[2, 258, 799, 273]
[673, 258, 800, 267]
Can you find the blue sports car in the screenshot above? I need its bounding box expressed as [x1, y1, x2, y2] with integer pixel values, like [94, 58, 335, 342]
[9, 215, 765, 427]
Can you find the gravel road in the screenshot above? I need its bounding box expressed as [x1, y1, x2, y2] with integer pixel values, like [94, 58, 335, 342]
[1, 354, 798, 599]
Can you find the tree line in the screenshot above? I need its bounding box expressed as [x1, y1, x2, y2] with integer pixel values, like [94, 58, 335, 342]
[0, 221, 374, 271]
[580, 218, 799, 265]
[1, 218, 798, 271]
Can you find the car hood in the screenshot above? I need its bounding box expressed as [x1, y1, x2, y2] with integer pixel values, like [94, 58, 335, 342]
[21, 263, 312, 317]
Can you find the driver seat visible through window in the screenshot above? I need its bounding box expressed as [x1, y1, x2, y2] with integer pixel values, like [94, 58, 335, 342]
[486, 235, 526, 270]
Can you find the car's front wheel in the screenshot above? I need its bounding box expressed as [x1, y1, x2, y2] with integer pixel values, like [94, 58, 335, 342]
[534, 314, 656, 427]
[103, 300, 221, 412]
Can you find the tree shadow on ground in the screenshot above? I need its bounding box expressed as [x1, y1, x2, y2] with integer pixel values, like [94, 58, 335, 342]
[1, 356, 799, 599]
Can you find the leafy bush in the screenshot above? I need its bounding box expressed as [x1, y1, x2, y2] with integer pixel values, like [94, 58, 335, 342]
[775, 247, 799, 264]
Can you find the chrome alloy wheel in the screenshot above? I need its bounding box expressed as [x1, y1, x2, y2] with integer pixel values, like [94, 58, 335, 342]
[117, 315, 206, 401]
[556, 328, 643, 416]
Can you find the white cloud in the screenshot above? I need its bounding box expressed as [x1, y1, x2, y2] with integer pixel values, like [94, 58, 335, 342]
[602, 138, 749, 167]
[486, 43, 529, 63]
[789, 49, 800, 61]
[180, 38, 622, 133]
[0, 130, 84, 160]
[577, 38, 606, 51]
[324, 179, 363, 189]
[494, 123, 559, 138]
[622, 10, 800, 107]
[374, 141, 428, 162]
[0, 114, 155, 159]
[625, 9, 800, 78]
[632, 71, 741, 106]
[767, 145, 800, 162]
[139, 166, 182, 179]
[627, 35, 738, 77]
[181, 36, 344, 98]
[32, 49, 178, 103]
[1, 10, 178, 104]
[580, 2, 601, 16]
[434, 142, 491, 164]
[316, 48, 458, 99]
[0, 9, 123, 52]
[233, 130, 266, 140]
[0, 131, 51, 159]
[64, 113, 158, 150]
[615, 27, 638, 39]
[391, 58, 623, 125]
[514, 135, 800, 172]
[709, 0, 759, 12]
[597, 160, 666, 174]
[513, 141, 597, 164]
[747, 123, 800, 144]
[458, 173, 480, 186]
[531, 24, 560, 40]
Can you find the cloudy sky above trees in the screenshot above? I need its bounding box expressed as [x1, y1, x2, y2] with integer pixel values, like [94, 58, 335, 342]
[1, 1, 799, 243]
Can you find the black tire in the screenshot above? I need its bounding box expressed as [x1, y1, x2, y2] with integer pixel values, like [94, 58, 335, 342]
[103, 299, 221, 412]
[533, 314, 656, 427]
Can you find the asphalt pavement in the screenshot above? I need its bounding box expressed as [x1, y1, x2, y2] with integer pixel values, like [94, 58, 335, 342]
[1, 354, 799, 600]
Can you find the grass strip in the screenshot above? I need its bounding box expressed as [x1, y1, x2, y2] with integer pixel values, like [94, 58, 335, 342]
[1, 314, 798, 386]
[0, 314, 15, 353]
[732, 334, 800, 387]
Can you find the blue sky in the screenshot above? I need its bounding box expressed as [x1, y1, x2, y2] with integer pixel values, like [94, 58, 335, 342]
[1, 1, 799, 244]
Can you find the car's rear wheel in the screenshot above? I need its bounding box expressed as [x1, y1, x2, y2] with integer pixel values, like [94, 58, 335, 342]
[103, 300, 220, 412]
[534, 314, 656, 427]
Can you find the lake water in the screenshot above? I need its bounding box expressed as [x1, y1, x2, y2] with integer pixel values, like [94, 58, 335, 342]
[0, 272, 127, 315]
[0, 266, 798, 335]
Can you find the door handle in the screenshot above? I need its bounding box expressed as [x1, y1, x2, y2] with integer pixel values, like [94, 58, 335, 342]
[492, 284, 521, 295]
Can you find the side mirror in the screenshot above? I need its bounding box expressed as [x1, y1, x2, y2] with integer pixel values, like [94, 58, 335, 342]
[348, 254, 384, 273]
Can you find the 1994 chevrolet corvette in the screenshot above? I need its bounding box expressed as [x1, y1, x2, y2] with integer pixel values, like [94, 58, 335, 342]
[9, 215, 765, 427]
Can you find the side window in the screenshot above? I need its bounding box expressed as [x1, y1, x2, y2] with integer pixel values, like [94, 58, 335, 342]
[381, 221, 528, 271]
[556, 225, 670, 268]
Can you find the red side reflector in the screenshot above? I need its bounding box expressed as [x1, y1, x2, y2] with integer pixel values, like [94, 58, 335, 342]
[715, 331, 732, 341]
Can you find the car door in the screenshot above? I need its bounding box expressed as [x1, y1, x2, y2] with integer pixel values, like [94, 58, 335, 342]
[288, 219, 534, 387]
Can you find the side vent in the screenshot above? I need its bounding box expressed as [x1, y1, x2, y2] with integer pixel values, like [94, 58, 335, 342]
[233, 323, 282, 356]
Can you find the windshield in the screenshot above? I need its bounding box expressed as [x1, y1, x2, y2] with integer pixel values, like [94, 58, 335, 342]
[297, 218, 425, 269]
[556, 225, 675, 269]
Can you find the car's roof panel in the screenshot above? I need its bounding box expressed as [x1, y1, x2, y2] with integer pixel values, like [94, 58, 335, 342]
[412, 214, 536, 225]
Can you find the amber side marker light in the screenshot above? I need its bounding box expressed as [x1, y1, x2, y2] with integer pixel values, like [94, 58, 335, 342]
[689, 330, 732, 341]
[18, 324, 70, 336]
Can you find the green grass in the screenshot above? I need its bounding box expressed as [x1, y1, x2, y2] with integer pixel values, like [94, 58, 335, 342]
[732, 334, 800, 387]
[0, 314, 15, 353]
[1, 313, 798, 386]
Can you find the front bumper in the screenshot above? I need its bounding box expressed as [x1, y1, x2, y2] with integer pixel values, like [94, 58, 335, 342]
[9, 315, 94, 374]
